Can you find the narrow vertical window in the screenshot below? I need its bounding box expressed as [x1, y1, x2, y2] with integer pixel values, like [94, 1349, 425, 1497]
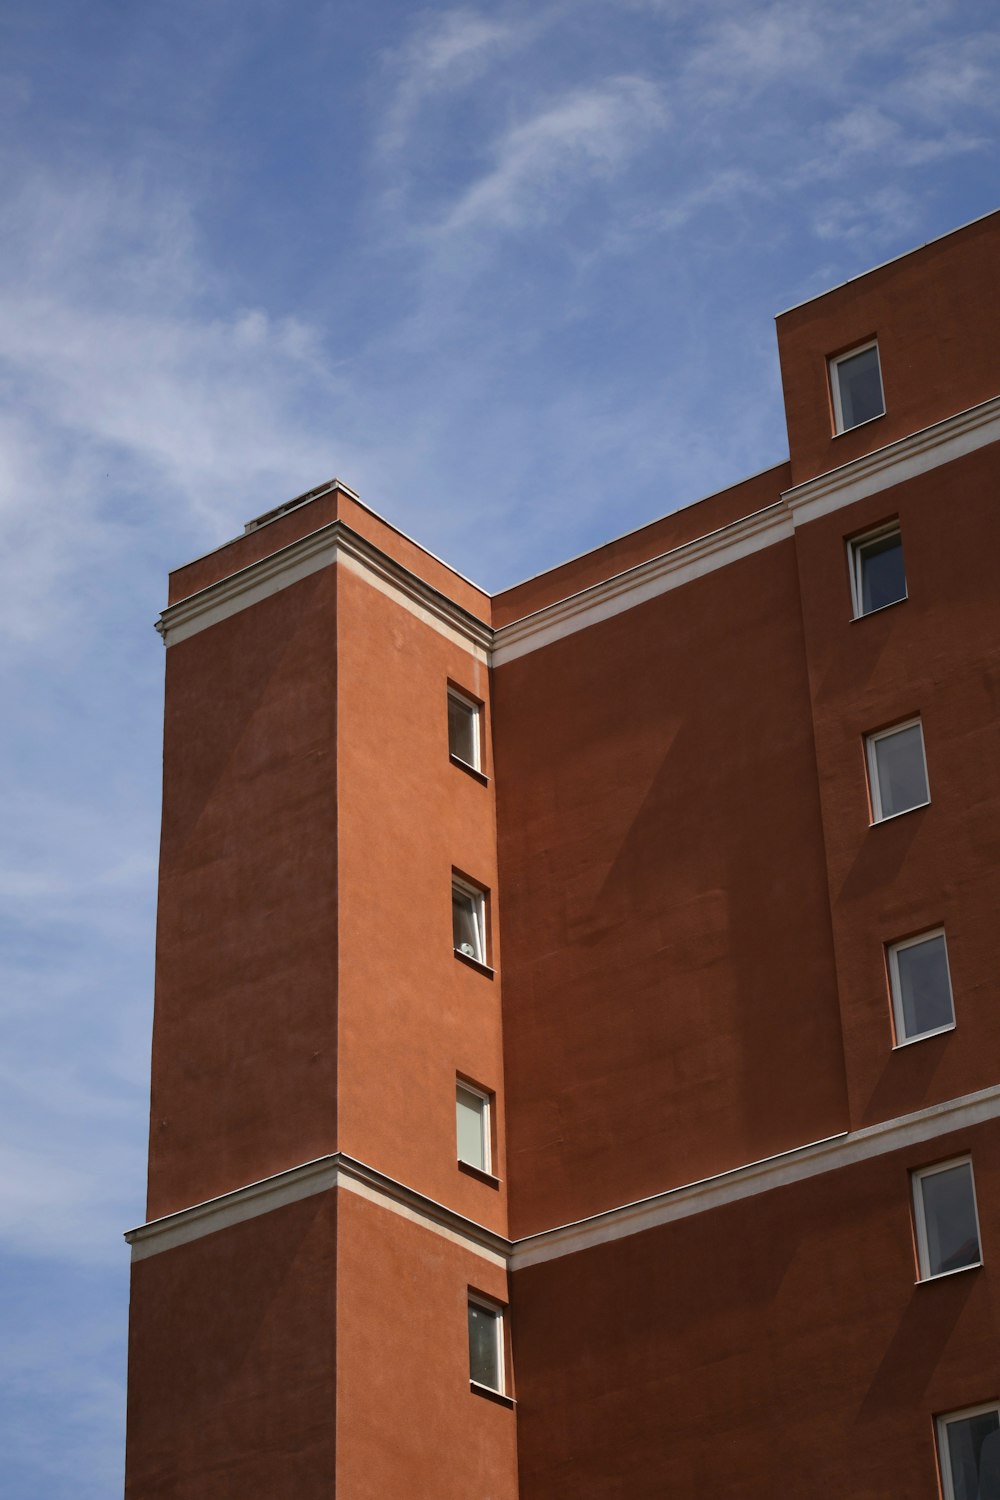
[912, 1158, 982, 1279]
[888, 929, 955, 1044]
[452, 877, 487, 965]
[849, 523, 906, 616]
[830, 340, 885, 432]
[448, 687, 481, 771]
[937, 1403, 1000, 1500]
[456, 1082, 491, 1173]
[865, 719, 930, 821]
[468, 1296, 504, 1393]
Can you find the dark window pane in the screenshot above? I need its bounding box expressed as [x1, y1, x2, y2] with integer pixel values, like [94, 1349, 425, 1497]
[897, 935, 953, 1038]
[945, 1410, 1000, 1500]
[874, 724, 928, 817]
[468, 1301, 500, 1388]
[858, 531, 906, 613]
[837, 345, 884, 428]
[922, 1163, 980, 1275]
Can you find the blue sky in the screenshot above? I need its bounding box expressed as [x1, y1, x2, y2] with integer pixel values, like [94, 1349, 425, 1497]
[1, 1, 997, 1492]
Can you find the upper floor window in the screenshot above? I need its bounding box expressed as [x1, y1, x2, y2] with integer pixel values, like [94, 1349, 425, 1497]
[468, 1295, 505, 1394]
[937, 1402, 1000, 1500]
[456, 1081, 492, 1174]
[849, 523, 906, 617]
[865, 718, 930, 822]
[912, 1158, 982, 1280]
[830, 340, 885, 432]
[888, 928, 955, 1045]
[452, 876, 488, 966]
[448, 687, 482, 772]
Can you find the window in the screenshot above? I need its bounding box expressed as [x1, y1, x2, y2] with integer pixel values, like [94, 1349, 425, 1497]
[888, 929, 955, 1044]
[830, 340, 885, 432]
[452, 877, 487, 965]
[938, 1403, 1000, 1500]
[456, 1081, 491, 1173]
[865, 718, 930, 821]
[912, 1158, 982, 1280]
[468, 1296, 504, 1393]
[849, 523, 906, 616]
[448, 687, 481, 772]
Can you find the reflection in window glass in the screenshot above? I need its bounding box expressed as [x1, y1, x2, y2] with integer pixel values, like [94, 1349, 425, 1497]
[853, 527, 906, 615]
[448, 689, 480, 769]
[891, 931, 954, 1042]
[457, 1084, 489, 1171]
[468, 1299, 502, 1390]
[868, 721, 929, 820]
[833, 343, 885, 430]
[917, 1161, 981, 1277]
[452, 882, 485, 963]
[940, 1407, 1000, 1500]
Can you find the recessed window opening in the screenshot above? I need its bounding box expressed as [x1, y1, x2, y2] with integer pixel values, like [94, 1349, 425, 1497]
[912, 1158, 982, 1280]
[448, 687, 481, 771]
[888, 929, 955, 1044]
[452, 877, 487, 964]
[468, 1295, 504, 1393]
[456, 1081, 491, 1173]
[938, 1403, 1000, 1500]
[830, 340, 885, 432]
[866, 718, 930, 821]
[849, 523, 906, 616]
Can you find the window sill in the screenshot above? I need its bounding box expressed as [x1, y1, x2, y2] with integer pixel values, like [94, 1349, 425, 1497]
[454, 949, 494, 978]
[458, 1160, 501, 1188]
[450, 754, 489, 786]
[892, 1022, 956, 1050]
[470, 1381, 515, 1408]
[870, 799, 930, 827]
[833, 410, 886, 438]
[916, 1260, 983, 1286]
[850, 594, 908, 622]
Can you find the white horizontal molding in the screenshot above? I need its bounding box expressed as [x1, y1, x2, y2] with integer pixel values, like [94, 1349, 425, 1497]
[784, 393, 1000, 527]
[157, 521, 492, 660]
[511, 1081, 1000, 1269]
[491, 504, 791, 667]
[126, 1084, 1000, 1268]
[126, 1151, 509, 1266]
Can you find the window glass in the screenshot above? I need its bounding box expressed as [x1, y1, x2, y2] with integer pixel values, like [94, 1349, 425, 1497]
[834, 343, 885, 430]
[854, 528, 906, 615]
[870, 722, 929, 819]
[448, 690, 480, 769]
[941, 1408, 1000, 1500]
[468, 1300, 501, 1390]
[918, 1162, 981, 1277]
[457, 1085, 488, 1171]
[892, 932, 954, 1041]
[452, 883, 485, 962]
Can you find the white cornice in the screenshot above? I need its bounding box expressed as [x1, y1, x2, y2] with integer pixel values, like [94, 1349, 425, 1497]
[156, 521, 492, 659]
[782, 393, 1000, 527]
[154, 394, 999, 661]
[491, 503, 791, 667]
[125, 1084, 1000, 1266]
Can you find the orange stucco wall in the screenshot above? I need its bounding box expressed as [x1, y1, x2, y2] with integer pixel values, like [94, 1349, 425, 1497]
[149, 566, 339, 1218]
[494, 524, 849, 1236]
[125, 1194, 337, 1498]
[512, 1119, 1000, 1499]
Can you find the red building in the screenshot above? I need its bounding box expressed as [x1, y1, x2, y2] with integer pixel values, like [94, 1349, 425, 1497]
[126, 210, 1000, 1499]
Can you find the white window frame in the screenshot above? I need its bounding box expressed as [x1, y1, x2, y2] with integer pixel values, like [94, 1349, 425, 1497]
[912, 1157, 982, 1282]
[830, 338, 885, 434]
[456, 1080, 492, 1173]
[865, 717, 930, 823]
[888, 927, 955, 1047]
[936, 1400, 1000, 1500]
[467, 1293, 505, 1395]
[452, 875, 488, 965]
[847, 521, 906, 619]
[447, 686, 482, 772]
